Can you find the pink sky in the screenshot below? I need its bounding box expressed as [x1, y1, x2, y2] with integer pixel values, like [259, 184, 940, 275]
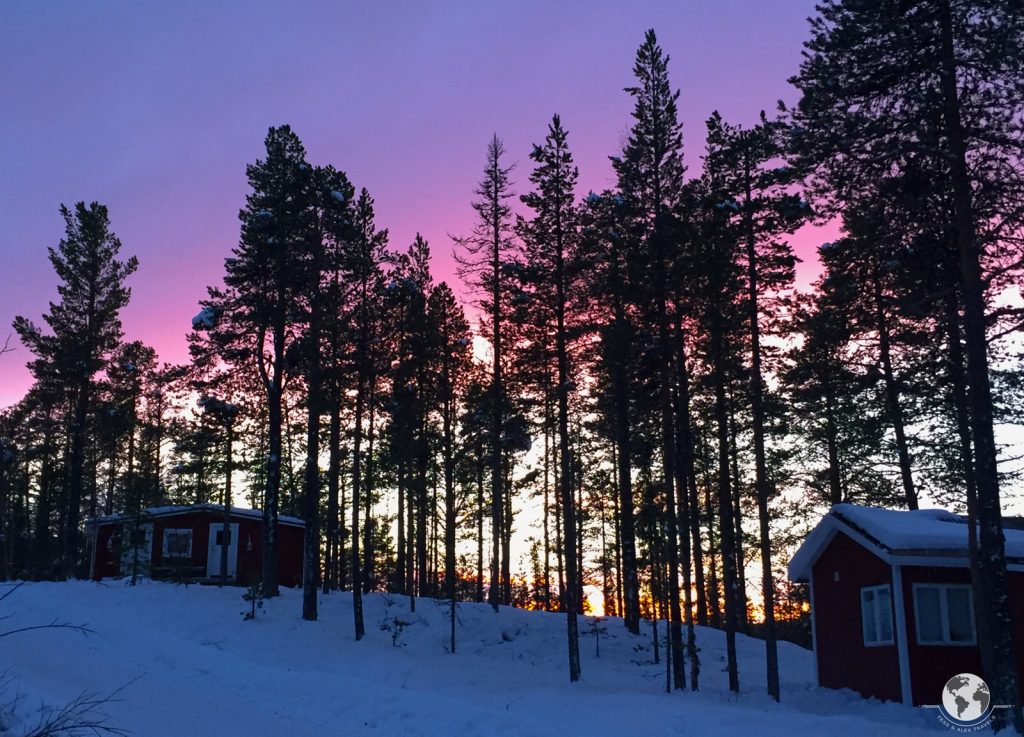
[0, 1, 838, 408]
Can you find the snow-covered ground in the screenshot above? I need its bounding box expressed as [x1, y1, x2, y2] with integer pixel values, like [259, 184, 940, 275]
[2, 581, 950, 736]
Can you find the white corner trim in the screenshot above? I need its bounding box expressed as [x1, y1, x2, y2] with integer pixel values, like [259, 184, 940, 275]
[891, 564, 913, 705]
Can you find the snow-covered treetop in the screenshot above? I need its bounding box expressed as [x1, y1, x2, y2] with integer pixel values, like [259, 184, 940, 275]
[192, 307, 217, 330]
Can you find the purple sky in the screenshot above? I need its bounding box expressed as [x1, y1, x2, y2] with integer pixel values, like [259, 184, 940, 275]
[0, 1, 838, 408]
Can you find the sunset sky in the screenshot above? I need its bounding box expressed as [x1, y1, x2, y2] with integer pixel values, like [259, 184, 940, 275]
[0, 0, 839, 408]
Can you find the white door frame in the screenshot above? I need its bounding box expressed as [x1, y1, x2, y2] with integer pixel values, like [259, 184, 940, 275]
[207, 522, 239, 578]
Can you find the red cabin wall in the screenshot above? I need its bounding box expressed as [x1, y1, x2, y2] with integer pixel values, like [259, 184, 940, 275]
[276, 524, 305, 588]
[900, 565, 982, 705]
[152, 511, 212, 573]
[233, 518, 304, 588]
[90, 509, 304, 587]
[1011, 572, 1024, 704]
[811, 531, 902, 702]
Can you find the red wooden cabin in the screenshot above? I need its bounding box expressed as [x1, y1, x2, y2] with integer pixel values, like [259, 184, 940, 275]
[789, 503, 1024, 705]
[86, 504, 305, 587]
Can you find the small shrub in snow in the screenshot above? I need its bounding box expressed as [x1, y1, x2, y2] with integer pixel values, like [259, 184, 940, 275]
[380, 617, 411, 647]
[242, 581, 265, 621]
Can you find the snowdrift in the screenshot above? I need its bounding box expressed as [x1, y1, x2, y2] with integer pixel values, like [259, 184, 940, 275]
[2, 581, 946, 736]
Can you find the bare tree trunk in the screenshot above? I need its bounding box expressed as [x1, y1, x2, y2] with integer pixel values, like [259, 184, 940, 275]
[219, 423, 233, 585]
[712, 322, 740, 693]
[476, 456, 484, 603]
[350, 299, 368, 637]
[824, 390, 842, 505]
[871, 269, 917, 509]
[302, 300, 323, 621]
[742, 149, 779, 700]
[63, 379, 90, 578]
[935, 4, 1020, 721]
[609, 288, 640, 632]
[363, 377, 377, 593]
[673, 316, 700, 691]
[323, 404, 340, 594]
[262, 311, 285, 598]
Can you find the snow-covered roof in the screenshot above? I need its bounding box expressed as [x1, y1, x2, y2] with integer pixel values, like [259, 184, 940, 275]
[87, 503, 304, 528]
[788, 503, 1024, 582]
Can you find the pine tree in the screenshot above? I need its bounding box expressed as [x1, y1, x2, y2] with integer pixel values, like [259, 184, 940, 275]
[520, 114, 583, 682]
[704, 111, 805, 701]
[193, 125, 315, 597]
[578, 192, 643, 635]
[347, 188, 388, 638]
[791, 0, 1024, 718]
[14, 202, 137, 577]
[455, 135, 516, 612]
[427, 282, 472, 652]
[612, 29, 687, 691]
[689, 167, 746, 693]
[299, 165, 356, 621]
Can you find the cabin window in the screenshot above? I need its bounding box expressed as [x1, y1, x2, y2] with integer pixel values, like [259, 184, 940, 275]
[162, 528, 193, 558]
[913, 584, 975, 645]
[860, 584, 893, 646]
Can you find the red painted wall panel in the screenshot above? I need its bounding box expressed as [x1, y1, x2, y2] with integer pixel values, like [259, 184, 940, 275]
[811, 531, 902, 702]
[90, 509, 304, 587]
[900, 565, 982, 705]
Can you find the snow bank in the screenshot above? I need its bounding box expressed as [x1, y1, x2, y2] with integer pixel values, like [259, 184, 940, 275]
[1, 581, 943, 736]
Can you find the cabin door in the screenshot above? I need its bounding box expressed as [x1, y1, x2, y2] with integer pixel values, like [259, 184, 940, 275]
[206, 522, 239, 579]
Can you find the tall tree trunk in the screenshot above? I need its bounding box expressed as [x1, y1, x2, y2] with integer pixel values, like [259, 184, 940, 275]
[219, 423, 233, 585]
[936, 4, 1019, 720]
[397, 461, 406, 594]
[543, 406, 553, 610]
[323, 403, 340, 594]
[728, 400, 748, 632]
[488, 160, 504, 614]
[712, 321, 740, 692]
[262, 314, 285, 598]
[610, 296, 640, 633]
[350, 300, 367, 639]
[476, 456, 484, 603]
[128, 403, 141, 586]
[416, 414, 429, 599]
[824, 390, 842, 505]
[944, 275, 993, 698]
[656, 297, 685, 690]
[443, 371, 457, 653]
[743, 150, 779, 700]
[302, 300, 323, 621]
[673, 316, 700, 690]
[63, 379, 90, 578]
[407, 467, 415, 609]
[363, 377, 377, 593]
[871, 269, 917, 509]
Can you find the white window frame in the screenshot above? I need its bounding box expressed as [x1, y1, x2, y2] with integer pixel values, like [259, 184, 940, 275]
[860, 584, 894, 646]
[162, 528, 193, 559]
[912, 583, 976, 646]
